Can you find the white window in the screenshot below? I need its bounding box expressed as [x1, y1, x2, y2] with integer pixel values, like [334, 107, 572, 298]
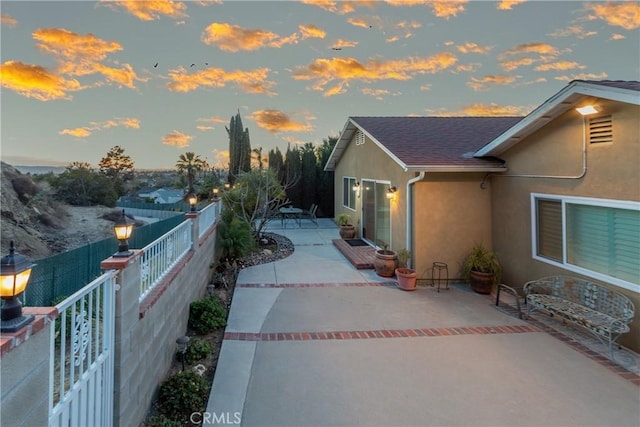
[342, 177, 357, 210]
[531, 193, 640, 292]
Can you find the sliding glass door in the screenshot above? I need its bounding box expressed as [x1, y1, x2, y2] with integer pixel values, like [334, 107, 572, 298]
[361, 180, 391, 248]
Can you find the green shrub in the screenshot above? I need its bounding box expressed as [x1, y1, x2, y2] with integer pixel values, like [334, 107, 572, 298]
[188, 295, 227, 335]
[157, 371, 207, 422]
[183, 338, 212, 364]
[217, 208, 255, 261]
[146, 414, 183, 427]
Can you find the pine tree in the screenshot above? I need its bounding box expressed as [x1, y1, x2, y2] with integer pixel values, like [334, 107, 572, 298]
[268, 147, 284, 183]
[316, 136, 337, 217]
[226, 111, 251, 184]
[300, 143, 317, 210]
[284, 144, 302, 207]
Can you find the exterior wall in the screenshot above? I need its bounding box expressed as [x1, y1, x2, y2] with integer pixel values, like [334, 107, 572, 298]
[333, 133, 410, 251]
[106, 214, 218, 427]
[491, 102, 640, 351]
[413, 174, 493, 279]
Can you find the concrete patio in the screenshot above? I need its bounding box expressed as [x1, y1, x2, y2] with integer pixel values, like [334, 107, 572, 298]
[205, 218, 639, 427]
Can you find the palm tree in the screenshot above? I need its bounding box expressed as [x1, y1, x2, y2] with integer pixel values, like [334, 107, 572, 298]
[252, 146, 267, 170]
[176, 152, 207, 191]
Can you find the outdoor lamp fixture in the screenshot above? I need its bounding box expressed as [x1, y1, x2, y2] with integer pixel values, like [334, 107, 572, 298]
[187, 190, 198, 212]
[352, 181, 360, 197]
[386, 186, 397, 200]
[212, 187, 219, 199]
[576, 105, 599, 116]
[176, 335, 190, 371]
[113, 209, 134, 258]
[224, 182, 231, 190]
[1, 240, 35, 332]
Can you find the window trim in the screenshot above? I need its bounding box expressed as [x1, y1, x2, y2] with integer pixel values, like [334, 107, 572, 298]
[342, 176, 357, 211]
[530, 193, 640, 293]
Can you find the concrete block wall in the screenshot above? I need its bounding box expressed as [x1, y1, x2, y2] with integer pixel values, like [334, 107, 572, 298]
[105, 213, 218, 427]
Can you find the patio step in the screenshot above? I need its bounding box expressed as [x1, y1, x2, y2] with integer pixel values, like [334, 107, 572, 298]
[332, 239, 375, 269]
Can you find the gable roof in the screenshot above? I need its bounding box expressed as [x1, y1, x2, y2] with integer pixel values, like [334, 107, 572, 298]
[476, 80, 640, 157]
[325, 116, 523, 172]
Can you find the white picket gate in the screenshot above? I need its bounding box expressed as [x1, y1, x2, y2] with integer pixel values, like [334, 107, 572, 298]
[49, 270, 117, 427]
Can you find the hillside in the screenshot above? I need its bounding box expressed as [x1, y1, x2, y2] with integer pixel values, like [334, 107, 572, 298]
[0, 162, 123, 260]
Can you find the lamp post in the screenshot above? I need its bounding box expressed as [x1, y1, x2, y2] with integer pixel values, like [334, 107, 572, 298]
[187, 188, 198, 212]
[212, 187, 219, 200]
[1, 240, 35, 332]
[176, 335, 190, 371]
[113, 209, 134, 257]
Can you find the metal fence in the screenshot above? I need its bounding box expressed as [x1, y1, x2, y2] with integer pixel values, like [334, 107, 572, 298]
[24, 213, 187, 307]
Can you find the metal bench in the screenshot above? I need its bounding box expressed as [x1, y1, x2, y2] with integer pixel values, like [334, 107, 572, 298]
[523, 276, 634, 360]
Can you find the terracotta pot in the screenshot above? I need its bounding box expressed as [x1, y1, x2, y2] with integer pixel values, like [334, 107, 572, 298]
[374, 250, 397, 277]
[339, 225, 356, 239]
[395, 268, 417, 291]
[469, 270, 495, 294]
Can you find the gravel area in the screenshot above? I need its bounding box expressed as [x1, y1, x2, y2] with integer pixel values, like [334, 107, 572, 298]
[240, 232, 294, 268]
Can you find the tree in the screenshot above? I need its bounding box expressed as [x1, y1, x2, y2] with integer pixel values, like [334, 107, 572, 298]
[284, 144, 302, 207]
[252, 146, 267, 170]
[98, 145, 134, 197]
[300, 143, 317, 210]
[315, 136, 337, 217]
[52, 162, 117, 206]
[176, 152, 207, 193]
[268, 146, 285, 183]
[226, 111, 251, 184]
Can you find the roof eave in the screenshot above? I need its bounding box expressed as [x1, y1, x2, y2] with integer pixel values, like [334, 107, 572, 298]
[475, 80, 640, 157]
[403, 165, 507, 173]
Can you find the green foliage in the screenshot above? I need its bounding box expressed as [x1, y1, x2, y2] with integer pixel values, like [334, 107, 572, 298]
[146, 414, 183, 427]
[176, 152, 207, 193]
[50, 162, 117, 206]
[336, 213, 351, 226]
[157, 371, 208, 422]
[284, 144, 302, 207]
[300, 143, 317, 210]
[98, 145, 134, 197]
[217, 208, 255, 261]
[227, 111, 251, 184]
[183, 338, 212, 364]
[188, 294, 228, 335]
[315, 136, 337, 218]
[397, 248, 411, 268]
[461, 243, 502, 278]
[268, 146, 285, 182]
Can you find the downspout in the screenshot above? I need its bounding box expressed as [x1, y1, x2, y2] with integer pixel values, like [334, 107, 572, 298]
[480, 117, 588, 188]
[406, 171, 426, 263]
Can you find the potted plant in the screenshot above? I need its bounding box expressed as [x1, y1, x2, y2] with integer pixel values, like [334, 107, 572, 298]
[374, 242, 397, 278]
[461, 243, 501, 294]
[336, 213, 356, 239]
[395, 248, 417, 291]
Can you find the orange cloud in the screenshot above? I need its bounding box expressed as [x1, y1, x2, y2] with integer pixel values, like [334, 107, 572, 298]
[202, 22, 301, 51]
[467, 75, 518, 91]
[425, 0, 468, 19]
[500, 57, 537, 72]
[0, 60, 81, 101]
[456, 42, 492, 54]
[59, 127, 92, 138]
[535, 61, 586, 72]
[347, 17, 373, 29]
[585, 2, 640, 30]
[1, 13, 17, 27]
[249, 110, 314, 133]
[210, 149, 229, 169]
[554, 72, 608, 82]
[60, 117, 141, 138]
[166, 66, 276, 95]
[611, 33, 626, 40]
[396, 21, 422, 30]
[455, 63, 481, 73]
[301, 0, 367, 15]
[32, 28, 144, 89]
[497, 0, 526, 10]
[331, 39, 359, 49]
[432, 103, 531, 116]
[100, 0, 188, 21]
[362, 87, 395, 100]
[293, 52, 458, 96]
[197, 115, 227, 124]
[500, 42, 561, 58]
[197, 125, 214, 131]
[299, 24, 326, 39]
[162, 130, 193, 148]
[548, 25, 597, 39]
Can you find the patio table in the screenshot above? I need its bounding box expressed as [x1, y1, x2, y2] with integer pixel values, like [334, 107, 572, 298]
[279, 207, 302, 228]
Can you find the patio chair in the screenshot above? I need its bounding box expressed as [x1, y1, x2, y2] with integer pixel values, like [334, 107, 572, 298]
[300, 203, 318, 226]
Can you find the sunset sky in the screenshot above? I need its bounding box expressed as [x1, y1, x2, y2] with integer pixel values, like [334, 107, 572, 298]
[1, 0, 638, 170]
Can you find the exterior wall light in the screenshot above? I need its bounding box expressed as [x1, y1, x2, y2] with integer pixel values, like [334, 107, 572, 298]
[113, 209, 134, 257]
[224, 182, 231, 190]
[576, 105, 599, 116]
[352, 181, 360, 197]
[212, 187, 219, 199]
[386, 186, 397, 200]
[187, 189, 198, 212]
[1, 240, 35, 332]
[176, 335, 190, 371]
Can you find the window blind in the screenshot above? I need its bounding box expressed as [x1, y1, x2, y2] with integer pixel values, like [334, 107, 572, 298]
[537, 199, 563, 261]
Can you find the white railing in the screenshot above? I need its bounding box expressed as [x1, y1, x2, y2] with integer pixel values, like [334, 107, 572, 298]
[139, 218, 193, 301]
[198, 201, 219, 240]
[49, 270, 116, 427]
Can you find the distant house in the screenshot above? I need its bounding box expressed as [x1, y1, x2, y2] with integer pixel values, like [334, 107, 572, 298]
[138, 187, 184, 204]
[327, 79, 640, 352]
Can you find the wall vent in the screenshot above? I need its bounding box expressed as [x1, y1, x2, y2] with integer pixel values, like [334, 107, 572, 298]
[355, 130, 365, 146]
[588, 115, 612, 144]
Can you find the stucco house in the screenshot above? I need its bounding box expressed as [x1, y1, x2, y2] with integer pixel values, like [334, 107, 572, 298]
[138, 187, 184, 204]
[326, 80, 639, 351]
